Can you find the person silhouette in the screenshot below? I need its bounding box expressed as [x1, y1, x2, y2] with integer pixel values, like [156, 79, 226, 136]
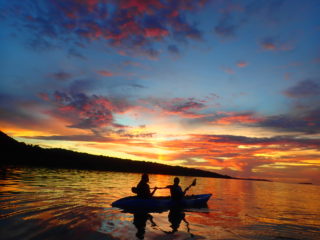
[165, 177, 193, 200]
[166, 208, 193, 236]
[132, 173, 157, 198]
[133, 212, 156, 239]
[168, 208, 185, 233]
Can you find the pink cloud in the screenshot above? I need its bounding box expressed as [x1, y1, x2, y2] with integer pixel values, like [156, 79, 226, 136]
[262, 42, 276, 50]
[260, 37, 294, 52]
[144, 28, 169, 38]
[120, 0, 164, 14]
[212, 112, 264, 125]
[236, 61, 248, 68]
[38, 92, 49, 101]
[97, 70, 114, 77]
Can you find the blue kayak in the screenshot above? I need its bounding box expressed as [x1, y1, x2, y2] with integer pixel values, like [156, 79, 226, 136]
[111, 194, 212, 211]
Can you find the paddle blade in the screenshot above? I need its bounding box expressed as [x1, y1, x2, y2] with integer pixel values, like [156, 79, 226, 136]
[192, 179, 197, 186]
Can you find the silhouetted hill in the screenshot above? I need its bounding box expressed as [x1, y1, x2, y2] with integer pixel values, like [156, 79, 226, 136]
[0, 131, 232, 179]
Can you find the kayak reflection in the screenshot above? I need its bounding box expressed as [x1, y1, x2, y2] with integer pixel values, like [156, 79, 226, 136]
[132, 207, 199, 239]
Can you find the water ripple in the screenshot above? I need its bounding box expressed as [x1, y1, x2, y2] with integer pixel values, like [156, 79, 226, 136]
[1, 167, 320, 240]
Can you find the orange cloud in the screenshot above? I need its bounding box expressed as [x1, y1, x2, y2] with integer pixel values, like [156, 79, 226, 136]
[212, 112, 264, 125]
[144, 134, 320, 182]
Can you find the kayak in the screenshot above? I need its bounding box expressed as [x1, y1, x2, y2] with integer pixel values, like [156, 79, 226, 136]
[111, 194, 212, 211]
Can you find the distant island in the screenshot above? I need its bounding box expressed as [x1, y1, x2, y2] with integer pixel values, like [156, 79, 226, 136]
[0, 131, 232, 179]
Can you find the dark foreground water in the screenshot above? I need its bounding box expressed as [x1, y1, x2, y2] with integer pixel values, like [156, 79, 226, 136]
[0, 167, 319, 240]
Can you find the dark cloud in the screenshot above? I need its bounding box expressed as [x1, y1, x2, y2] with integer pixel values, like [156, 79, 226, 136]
[214, 13, 239, 38]
[205, 134, 320, 147]
[258, 108, 320, 134]
[260, 37, 277, 50]
[244, 0, 287, 21]
[129, 83, 146, 89]
[186, 107, 320, 134]
[187, 111, 263, 126]
[142, 97, 207, 118]
[283, 79, 320, 98]
[50, 90, 131, 130]
[0, 93, 49, 130]
[68, 48, 87, 60]
[213, 0, 289, 39]
[48, 71, 73, 81]
[260, 36, 293, 51]
[3, 0, 206, 58]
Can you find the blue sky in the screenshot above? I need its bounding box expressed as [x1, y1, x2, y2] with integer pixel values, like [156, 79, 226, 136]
[1, 0, 320, 184]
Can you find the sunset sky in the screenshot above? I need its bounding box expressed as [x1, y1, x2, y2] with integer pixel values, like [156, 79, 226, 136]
[1, 0, 320, 184]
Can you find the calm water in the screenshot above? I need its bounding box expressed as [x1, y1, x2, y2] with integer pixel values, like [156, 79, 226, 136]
[0, 167, 319, 240]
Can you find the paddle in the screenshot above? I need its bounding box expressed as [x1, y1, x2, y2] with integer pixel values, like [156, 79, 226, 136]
[184, 179, 197, 194]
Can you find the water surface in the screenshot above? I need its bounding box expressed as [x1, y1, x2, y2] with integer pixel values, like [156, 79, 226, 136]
[0, 167, 319, 240]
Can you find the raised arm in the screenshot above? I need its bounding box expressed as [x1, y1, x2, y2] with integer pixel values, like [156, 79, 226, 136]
[183, 179, 197, 195]
[183, 186, 191, 195]
[151, 187, 158, 196]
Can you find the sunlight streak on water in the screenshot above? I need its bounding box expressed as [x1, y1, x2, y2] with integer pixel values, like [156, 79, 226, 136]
[0, 167, 320, 240]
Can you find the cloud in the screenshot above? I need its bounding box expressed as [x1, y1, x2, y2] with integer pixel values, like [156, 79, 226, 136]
[260, 37, 294, 51]
[122, 60, 143, 68]
[187, 111, 264, 128]
[48, 71, 73, 81]
[97, 70, 114, 77]
[0, 93, 52, 131]
[236, 61, 248, 68]
[213, 0, 288, 39]
[37, 92, 49, 101]
[49, 90, 132, 130]
[214, 13, 239, 38]
[258, 109, 320, 134]
[211, 112, 264, 125]
[260, 37, 277, 50]
[283, 79, 320, 98]
[4, 0, 206, 58]
[68, 48, 87, 60]
[141, 97, 207, 119]
[154, 133, 320, 179]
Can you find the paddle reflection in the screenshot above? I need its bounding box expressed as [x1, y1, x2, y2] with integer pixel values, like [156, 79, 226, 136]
[132, 208, 198, 239]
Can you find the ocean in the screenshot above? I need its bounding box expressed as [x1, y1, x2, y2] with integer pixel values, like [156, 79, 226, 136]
[0, 167, 319, 240]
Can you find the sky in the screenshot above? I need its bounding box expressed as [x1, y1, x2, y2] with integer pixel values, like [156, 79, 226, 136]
[1, 0, 320, 184]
